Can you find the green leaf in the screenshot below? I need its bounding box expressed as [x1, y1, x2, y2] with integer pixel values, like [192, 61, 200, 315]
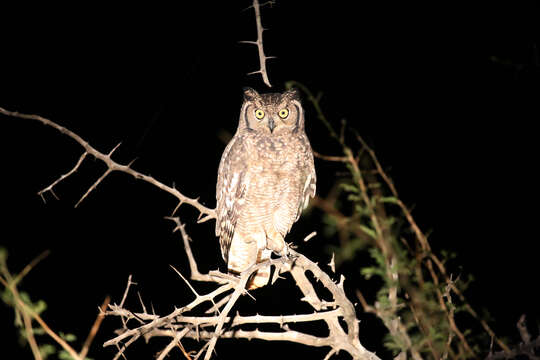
[359, 224, 376, 239]
[379, 196, 399, 204]
[59, 350, 75, 360]
[39, 344, 57, 360]
[65, 333, 77, 342]
[33, 299, 47, 315]
[360, 267, 379, 279]
[19, 291, 32, 305]
[339, 183, 359, 194]
[59, 332, 77, 342]
[1, 289, 15, 306]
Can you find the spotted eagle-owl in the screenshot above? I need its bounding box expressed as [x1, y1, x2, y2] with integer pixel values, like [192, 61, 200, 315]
[216, 87, 316, 289]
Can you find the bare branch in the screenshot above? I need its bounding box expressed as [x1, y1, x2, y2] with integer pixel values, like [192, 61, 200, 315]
[0, 106, 215, 219]
[79, 296, 110, 360]
[38, 152, 87, 202]
[242, 0, 273, 87]
[303, 231, 317, 242]
[104, 241, 380, 360]
[165, 216, 229, 284]
[13, 250, 51, 286]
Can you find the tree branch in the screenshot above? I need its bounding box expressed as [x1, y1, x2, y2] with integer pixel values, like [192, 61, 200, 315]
[241, 0, 273, 87]
[104, 221, 380, 360]
[0, 107, 215, 221]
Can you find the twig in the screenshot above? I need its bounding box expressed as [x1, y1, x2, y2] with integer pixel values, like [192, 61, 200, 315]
[241, 0, 274, 87]
[303, 231, 317, 242]
[79, 296, 111, 360]
[165, 216, 229, 284]
[13, 250, 51, 286]
[156, 328, 190, 360]
[313, 151, 348, 163]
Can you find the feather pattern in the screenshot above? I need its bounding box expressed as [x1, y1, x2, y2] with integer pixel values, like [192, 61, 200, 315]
[215, 88, 316, 289]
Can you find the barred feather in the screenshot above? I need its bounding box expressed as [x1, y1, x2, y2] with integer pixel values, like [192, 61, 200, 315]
[216, 89, 316, 290]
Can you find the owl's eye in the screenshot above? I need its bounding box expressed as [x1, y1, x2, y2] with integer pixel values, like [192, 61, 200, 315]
[278, 108, 289, 119]
[255, 109, 265, 119]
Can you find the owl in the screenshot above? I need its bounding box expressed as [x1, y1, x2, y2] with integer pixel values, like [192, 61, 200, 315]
[216, 87, 316, 289]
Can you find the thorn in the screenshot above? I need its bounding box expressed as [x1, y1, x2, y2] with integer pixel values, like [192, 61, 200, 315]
[169, 264, 199, 297]
[38, 192, 47, 203]
[109, 142, 122, 156]
[244, 289, 257, 301]
[50, 189, 60, 200]
[239, 40, 258, 45]
[137, 291, 147, 313]
[328, 253, 336, 273]
[338, 274, 346, 289]
[197, 214, 213, 224]
[172, 201, 183, 215]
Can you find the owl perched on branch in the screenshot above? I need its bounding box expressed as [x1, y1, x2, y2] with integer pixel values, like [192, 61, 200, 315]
[216, 87, 316, 289]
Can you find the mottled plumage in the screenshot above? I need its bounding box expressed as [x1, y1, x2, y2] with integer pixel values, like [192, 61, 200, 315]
[216, 87, 316, 289]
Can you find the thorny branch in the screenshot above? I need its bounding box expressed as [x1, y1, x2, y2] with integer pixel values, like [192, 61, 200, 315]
[104, 219, 380, 360]
[0, 107, 215, 222]
[241, 0, 274, 87]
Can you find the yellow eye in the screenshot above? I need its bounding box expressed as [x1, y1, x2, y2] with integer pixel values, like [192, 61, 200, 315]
[278, 108, 289, 118]
[255, 109, 265, 119]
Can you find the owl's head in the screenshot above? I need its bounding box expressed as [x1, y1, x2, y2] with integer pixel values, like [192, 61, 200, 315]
[239, 87, 304, 135]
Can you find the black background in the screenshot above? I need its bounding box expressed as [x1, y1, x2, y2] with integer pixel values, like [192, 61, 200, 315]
[1, 1, 539, 359]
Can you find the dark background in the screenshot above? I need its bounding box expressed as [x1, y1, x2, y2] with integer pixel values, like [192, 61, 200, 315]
[1, 1, 539, 359]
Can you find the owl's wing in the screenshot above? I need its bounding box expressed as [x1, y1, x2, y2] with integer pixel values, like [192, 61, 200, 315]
[296, 147, 317, 221]
[216, 135, 249, 263]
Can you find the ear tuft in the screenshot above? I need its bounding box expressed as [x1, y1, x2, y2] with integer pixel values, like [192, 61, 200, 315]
[243, 87, 260, 101]
[283, 88, 300, 101]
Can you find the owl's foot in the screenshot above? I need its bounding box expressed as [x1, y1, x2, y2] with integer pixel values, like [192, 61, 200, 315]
[278, 242, 290, 257]
[265, 227, 288, 256]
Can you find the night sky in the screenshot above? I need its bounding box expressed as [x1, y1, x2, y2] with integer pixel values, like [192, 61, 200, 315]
[1, 2, 539, 359]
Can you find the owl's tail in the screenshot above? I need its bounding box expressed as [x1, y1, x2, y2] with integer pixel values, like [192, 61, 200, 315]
[245, 249, 272, 290]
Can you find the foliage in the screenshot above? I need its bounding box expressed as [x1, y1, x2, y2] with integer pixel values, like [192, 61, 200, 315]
[0, 247, 94, 360]
[286, 81, 507, 359]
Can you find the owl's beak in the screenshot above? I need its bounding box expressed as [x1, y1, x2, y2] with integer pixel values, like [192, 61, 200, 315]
[267, 117, 275, 133]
